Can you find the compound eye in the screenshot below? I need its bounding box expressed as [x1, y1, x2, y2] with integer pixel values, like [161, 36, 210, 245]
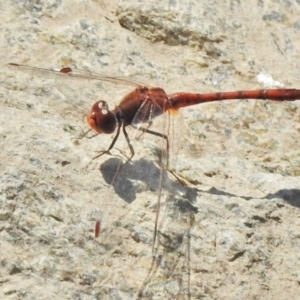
[87, 101, 117, 134]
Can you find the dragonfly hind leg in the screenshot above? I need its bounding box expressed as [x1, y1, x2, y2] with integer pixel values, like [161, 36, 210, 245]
[131, 124, 170, 169]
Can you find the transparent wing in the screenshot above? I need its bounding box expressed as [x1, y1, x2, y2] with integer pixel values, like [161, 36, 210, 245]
[96, 114, 197, 299]
[6, 63, 148, 114]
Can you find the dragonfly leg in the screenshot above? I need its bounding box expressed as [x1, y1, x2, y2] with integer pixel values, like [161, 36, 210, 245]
[132, 125, 170, 168]
[122, 124, 135, 162]
[78, 129, 99, 140]
[135, 120, 153, 140]
[91, 121, 122, 161]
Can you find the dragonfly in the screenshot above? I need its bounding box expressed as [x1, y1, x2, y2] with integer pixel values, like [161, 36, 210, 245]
[7, 63, 300, 250]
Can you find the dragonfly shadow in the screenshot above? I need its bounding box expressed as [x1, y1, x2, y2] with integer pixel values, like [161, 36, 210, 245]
[200, 186, 300, 209]
[100, 157, 197, 299]
[265, 189, 300, 208]
[99, 157, 198, 207]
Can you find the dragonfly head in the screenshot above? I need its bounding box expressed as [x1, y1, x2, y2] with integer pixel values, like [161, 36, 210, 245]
[87, 100, 117, 134]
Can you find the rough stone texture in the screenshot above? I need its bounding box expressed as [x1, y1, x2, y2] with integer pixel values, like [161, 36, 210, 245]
[1, 0, 300, 299]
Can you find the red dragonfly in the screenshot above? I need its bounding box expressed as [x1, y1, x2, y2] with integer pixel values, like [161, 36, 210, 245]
[7, 63, 300, 249]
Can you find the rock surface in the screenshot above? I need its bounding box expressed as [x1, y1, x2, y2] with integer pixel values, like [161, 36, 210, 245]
[0, 0, 300, 299]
